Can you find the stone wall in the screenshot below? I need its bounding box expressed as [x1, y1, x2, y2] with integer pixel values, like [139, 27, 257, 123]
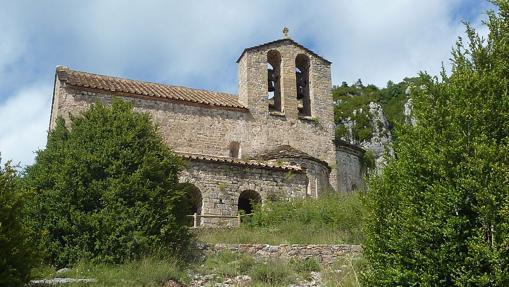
[180, 159, 308, 227]
[50, 87, 250, 158]
[267, 157, 331, 197]
[201, 243, 362, 265]
[52, 73, 337, 194]
[237, 40, 337, 189]
[336, 141, 364, 192]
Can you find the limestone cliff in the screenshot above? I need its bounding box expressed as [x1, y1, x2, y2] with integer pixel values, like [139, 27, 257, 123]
[336, 102, 393, 171]
[333, 78, 418, 171]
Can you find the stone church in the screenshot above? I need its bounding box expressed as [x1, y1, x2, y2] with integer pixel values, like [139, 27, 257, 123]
[49, 32, 365, 227]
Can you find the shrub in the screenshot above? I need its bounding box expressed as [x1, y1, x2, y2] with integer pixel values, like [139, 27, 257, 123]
[364, 3, 509, 285]
[0, 160, 38, 287]
[249, 192, 365, 243]
[24, 100, 191, 266]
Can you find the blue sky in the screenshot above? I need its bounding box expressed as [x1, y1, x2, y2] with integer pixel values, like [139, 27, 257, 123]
[0, 0, 493, 166]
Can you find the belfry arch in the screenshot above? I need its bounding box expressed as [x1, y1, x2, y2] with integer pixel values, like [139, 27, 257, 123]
[267, 50, 282, 112]
[295, 54, 311, 117]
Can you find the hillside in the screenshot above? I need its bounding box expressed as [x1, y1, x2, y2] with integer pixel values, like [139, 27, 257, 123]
[333, 78, 417, 169]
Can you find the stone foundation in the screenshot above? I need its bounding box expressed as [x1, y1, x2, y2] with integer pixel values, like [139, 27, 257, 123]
[201, 243, 362, 265]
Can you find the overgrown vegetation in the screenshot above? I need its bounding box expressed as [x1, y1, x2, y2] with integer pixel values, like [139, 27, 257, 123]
[31, 252, 363, 287]
[32, 257, 188, 287]
[333, 77, 418, 143]
[23, 100, 192, 266]
[0, 160, 38, 287]
[360, 150, 376, 173]
[364, 2, 509, 285]
[197, 192, 365, 245]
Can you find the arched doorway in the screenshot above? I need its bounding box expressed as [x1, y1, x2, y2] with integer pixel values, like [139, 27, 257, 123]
[176, 183, 202, 226]
[238, 190, 262, 215]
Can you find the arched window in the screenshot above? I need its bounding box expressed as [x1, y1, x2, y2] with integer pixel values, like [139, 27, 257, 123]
[229, 141, 241, 158]
[295, 54, 311, 117]
[267, 50, 282, 112]
[238, 190, 262, 215]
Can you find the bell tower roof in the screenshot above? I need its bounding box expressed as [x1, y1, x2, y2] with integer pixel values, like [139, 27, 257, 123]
[236, 38, 331, 64]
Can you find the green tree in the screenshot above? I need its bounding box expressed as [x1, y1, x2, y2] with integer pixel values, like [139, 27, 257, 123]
[364, 2, 509, 286]
[0, 160, 38, 287]
[24, 100, 191, 266]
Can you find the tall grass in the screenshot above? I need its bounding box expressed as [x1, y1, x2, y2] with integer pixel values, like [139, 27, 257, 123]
[197, 192, 365, 244]
[32, 257, 188, 287]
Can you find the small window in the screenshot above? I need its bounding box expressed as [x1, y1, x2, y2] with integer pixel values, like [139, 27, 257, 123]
[229, 141, 241, 158]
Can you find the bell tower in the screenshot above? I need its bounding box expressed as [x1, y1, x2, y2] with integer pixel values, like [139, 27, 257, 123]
[237, 28, 334, 125]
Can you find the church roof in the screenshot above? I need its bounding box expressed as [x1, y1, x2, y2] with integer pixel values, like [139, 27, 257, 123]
[178, 152, 303, 172]
[236, 38, 331, 64]
[335, 139, 365, 154]
[55, 66, 247, 111]
[253, 145, 330, 169]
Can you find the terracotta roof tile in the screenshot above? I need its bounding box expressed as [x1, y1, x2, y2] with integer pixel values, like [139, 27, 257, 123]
[178, 152, 303, 172]
[56, 66, 247, 111]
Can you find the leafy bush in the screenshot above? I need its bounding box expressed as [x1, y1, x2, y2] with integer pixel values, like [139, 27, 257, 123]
[0, 160, 38, 287]
[364, 3, 509, 285]
[360, 150, 376, 173]
[24, 100, 191, 266]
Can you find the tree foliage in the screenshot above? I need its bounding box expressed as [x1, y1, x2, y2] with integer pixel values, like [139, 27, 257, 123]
[0, 160, 38, 287]
[24, 100, 191, 266]
[364, 2, 509, 285]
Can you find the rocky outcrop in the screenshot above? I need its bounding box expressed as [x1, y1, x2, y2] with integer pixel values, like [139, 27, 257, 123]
[361, 102, 394, 171]
[337, 101, 393, 171]
[404, 98, 416, 126]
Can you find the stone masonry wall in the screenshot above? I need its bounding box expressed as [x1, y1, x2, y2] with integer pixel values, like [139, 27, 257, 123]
[267, 157, 331, 197]
[50, 40, 345, 198]
[201, 243, 362, 265]
[237, 41, 337, 189]
[52, 74, 337, 195]
[336, 147, 364, 192]
[50, 87, 250, 158]
[180, 159, 308, 227]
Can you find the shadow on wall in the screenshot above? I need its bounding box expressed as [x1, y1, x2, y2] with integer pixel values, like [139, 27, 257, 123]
[238, 190, 261, 215]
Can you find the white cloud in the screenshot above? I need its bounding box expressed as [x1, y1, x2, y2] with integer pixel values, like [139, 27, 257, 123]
[0, 84, 52, 167]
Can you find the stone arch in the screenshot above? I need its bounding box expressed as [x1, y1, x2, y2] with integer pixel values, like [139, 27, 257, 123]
[295, 54, 311, 117]
[267, 50, 282, 112]
[229, 141, 241, 158]
[176, 183, 202, 216]
[238, 190, 262, 215]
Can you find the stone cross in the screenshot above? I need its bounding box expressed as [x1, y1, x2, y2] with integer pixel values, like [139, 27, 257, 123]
[283, 27, 289, 38]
